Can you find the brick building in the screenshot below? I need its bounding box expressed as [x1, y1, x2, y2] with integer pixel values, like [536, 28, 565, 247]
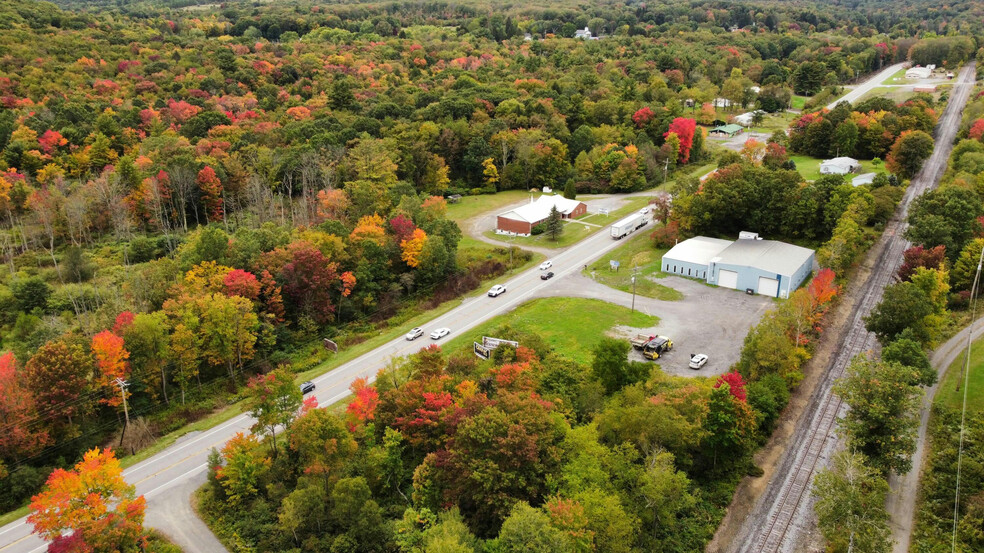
[496, 195, 587, 235]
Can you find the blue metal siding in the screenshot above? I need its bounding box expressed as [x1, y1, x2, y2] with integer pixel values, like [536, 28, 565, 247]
[711, 251, 815, 298]
[661, 257, 709, 279]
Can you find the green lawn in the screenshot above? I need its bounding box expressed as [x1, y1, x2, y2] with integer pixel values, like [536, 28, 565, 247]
[858, 86, 919, 104]
[483, 195, 653, 249]
[584, 233, 682, 301]
[789, 155, 887, 182]
[881, 67, 912, 85]
[749, 110, 798, 134]
[791, 95, 808, 110]
[445, 190, 531, 224]
[439, 297, 660, 365]
[935, 334, 984, 413]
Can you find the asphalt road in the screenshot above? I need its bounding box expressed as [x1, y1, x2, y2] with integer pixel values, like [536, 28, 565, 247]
[825, 62, 905, 109]
[0, 203, 656, 553]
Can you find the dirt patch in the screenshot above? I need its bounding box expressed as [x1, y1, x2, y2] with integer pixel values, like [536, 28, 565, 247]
[706, 257, 875, 552]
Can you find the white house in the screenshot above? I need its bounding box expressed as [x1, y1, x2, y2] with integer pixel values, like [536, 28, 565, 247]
[574, 27, 591, 39]
[734, 110, 765, 127]
[819, 157, 861, 175]
[905, 66, 933, 79]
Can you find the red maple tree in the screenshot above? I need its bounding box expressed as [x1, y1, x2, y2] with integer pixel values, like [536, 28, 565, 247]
[665, 117, 697, 163]
[715, 371, 747, 402]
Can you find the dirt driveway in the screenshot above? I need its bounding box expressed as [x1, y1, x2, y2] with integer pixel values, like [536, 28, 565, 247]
[540, 273, 775, 377]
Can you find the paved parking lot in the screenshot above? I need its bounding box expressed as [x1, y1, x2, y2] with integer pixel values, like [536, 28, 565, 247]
[540, 272, 775, 378]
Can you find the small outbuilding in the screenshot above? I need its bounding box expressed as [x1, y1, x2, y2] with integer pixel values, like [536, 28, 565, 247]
[709, 124, 744, 138]
[662, 234, 815, 298]
[496, 194, 587, 235]
[819, 157, 861, 175]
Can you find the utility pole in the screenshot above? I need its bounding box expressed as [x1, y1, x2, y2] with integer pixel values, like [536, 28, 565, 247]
[115, 377, 130, 449]
[114, 377, 130, 427]
[631, 275, 636, 313]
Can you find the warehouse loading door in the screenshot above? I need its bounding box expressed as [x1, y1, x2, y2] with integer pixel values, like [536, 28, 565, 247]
[718, 269, 738, 289]
[757, 276, 779, 297]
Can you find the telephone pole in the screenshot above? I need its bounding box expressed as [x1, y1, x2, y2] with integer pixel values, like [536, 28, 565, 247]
[114, 377, 130, 427]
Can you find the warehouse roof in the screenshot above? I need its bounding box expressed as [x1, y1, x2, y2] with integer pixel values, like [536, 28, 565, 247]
[714, 239, 814, 276]
[664, 236, 733, 266]
[498, 195, 585, 223]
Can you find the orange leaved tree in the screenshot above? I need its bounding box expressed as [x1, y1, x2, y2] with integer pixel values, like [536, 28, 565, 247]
[29, 448, 147, 552]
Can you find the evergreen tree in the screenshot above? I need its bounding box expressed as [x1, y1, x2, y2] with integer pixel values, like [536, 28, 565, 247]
[563, 179, 577, 200]
[546, 205, 564, 242]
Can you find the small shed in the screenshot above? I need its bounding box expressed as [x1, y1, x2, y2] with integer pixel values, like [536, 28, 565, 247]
[819, 157, 861, 175]
[913, 85, 937, 93]
[709, 124, 744, 138]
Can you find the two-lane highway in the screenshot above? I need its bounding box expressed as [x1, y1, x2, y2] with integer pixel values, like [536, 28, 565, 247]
[0, 206, 652, 553]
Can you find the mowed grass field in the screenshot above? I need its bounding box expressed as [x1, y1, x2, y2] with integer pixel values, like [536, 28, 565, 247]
[439, 297, 659, 365]
[936, 335, 984, 413]
[789, 155, 888, 181]
[584, 233, 682, 301]
[445, 190, 531, 224]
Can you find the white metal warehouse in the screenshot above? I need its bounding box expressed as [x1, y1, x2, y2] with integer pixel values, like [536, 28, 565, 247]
[662, 234, 815, 298]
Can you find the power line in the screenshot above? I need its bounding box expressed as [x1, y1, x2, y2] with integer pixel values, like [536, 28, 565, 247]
[951, 244, 983, 552]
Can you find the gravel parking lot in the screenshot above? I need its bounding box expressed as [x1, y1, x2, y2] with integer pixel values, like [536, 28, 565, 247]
[541, 272, 775, 377]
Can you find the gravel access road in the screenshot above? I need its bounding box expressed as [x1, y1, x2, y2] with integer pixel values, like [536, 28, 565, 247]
[727, 62, 975, 553]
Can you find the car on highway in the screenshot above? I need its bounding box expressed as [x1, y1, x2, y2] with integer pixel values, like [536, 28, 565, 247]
[300, 381, 316, 394]
[539, 260, 553, 270]
[488, 284, 506, 297]
[689, 354, 708, 370]
[405, 327, 424, 340]
[540, 271, 554, 280]
[430, 327, 451, 340]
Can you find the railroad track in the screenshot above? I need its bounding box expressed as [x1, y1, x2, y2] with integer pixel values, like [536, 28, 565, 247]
[733, 63, 976, 553]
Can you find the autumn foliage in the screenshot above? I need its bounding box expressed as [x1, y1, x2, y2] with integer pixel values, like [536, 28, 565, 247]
[346, 377, 380, 429]
[91, 330, 130, 408]
[715, 371, 748, 402]
[665, 117, 697, 163]
[29, 448, 147, 551]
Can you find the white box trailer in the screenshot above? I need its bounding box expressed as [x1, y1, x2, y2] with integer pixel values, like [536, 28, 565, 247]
[611, 212, 649, 239]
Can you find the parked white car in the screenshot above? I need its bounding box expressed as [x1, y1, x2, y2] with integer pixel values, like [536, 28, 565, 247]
[539, 260, 553, 270]
[405, 327, 424, 341]
[488, 284, 506, 297]
[689, 353, 708, 370]
[430, 327, 451, 340]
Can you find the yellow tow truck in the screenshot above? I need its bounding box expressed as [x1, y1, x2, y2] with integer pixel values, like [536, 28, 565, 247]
[642, 336, 673, 360]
